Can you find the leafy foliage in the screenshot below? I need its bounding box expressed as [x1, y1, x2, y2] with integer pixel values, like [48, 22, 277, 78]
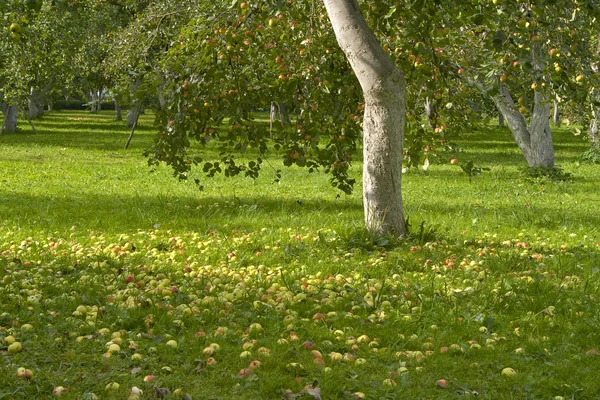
[579, 146, 600, 164]
[519, 165, 573, 181]
[459, 160, 491, 182]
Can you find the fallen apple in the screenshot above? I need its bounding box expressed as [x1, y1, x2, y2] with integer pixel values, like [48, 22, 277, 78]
[501, 367, 517, 377]
[53, 386, 68, 397]
[17, 367, 34, 379]
[8, 342, 23, 354]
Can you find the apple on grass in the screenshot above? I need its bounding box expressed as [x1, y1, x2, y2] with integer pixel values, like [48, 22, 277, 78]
[8, 342, 23, 354]
[17, 368, 34, 379]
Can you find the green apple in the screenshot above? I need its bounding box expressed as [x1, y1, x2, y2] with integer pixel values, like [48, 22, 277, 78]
[8, 342, 23, 354]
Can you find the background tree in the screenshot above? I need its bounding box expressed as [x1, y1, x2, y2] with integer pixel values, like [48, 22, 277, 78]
[448, 0, 600, 168]
[1, 0, 92, 126]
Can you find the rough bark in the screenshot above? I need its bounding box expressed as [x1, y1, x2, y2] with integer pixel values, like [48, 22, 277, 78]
[1, 104, 18, 134]
[324, 0, 406, 235]
[492, 84, 554, 167]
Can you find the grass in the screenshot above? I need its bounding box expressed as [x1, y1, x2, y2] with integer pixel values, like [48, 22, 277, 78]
[0, 110, 600, 399]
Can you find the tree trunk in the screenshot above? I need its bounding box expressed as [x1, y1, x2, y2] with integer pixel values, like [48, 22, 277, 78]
[28, 88, 45, 119]
[324, 0, 406, 235]
[279, 102, 291, 126]
[114, 94, 122, 121]
[127, 101, 143, 128]
[492, 84, 554, 167]
[591, 104, 599, 148]
[90, 90, 98, 113]
[553, 99, 560, 126]
[499, 113, 505, 127]
[89, 89, 102, 113]
[589, 34, 600, 147]
[424, 97, 437, 128]
[1, 104, 18, 134]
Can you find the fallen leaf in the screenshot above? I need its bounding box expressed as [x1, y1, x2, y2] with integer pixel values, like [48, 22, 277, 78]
[154, 387, 171, 398]
[305, 387, 322, 400]
[282, 389, 302, 399]
[196, 360, 205, 373]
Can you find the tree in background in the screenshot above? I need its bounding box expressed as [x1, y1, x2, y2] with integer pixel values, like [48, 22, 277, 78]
[1, 0, 93, 129]
[449, 0, 600, 167]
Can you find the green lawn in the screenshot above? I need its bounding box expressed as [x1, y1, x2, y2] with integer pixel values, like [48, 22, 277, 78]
[1, 110, 599, 399]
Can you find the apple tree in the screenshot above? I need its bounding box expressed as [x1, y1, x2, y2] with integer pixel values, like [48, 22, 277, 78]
[105, 0, 209, 128]
[146, 1, 363, 195]
[144, 0, 501, 236]
[447, 0, 600, 168]
[1, 0, 95, 127]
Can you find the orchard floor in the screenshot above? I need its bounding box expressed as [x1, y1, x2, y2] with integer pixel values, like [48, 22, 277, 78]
[1, 110, 599, 399]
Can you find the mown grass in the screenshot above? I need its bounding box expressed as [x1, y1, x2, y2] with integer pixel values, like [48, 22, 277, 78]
[0, 110, 599, 399]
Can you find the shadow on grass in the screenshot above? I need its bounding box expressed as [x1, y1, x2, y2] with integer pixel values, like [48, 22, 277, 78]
[0, 192, 364, 235]
[406, 197, 600, 232]
[1, 188, 597, 240]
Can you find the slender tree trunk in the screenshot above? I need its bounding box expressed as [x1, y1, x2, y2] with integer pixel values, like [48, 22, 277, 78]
[114, 94, 122, 121]
[492, 84, 554, 167]
[90, 90, 98, 113]
[127, 78, 144, 127]
[157, 73, 167, 111]
[269, 101, 277, 137]
[589, 34, 600, 148]
[424, 97, 437, 128]
[553, 99, 560, 126]
[1, 104, 18, 134]
[90, 89, 103, 113]
[591, 104, 599, 147]
[279, 102, 291, 125]
[325, 0, 406, 235]
[499, 112, 505, 127]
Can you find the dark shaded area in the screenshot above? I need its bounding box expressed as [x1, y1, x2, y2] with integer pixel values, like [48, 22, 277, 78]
[0, 192, 364, 234]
